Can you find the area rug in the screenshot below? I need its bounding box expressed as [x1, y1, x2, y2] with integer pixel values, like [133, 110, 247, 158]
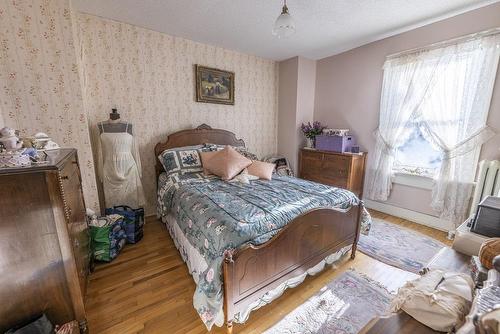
[263, 270, 392, 334]
[358, 218, 446, 273]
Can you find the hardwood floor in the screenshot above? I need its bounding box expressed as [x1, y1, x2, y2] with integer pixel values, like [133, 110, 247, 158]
[85, 210, 451, 334]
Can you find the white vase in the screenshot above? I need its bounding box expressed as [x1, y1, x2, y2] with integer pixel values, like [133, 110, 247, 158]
[306, 138, 314, 148]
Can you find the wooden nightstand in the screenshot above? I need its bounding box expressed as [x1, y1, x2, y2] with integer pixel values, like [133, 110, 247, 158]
[299, 148, 367, 197]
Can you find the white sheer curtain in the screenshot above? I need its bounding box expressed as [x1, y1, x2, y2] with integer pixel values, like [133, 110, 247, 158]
[420, 35, 500, 224]
[365, 48, 442, 200]
[367, 32, 500, 226]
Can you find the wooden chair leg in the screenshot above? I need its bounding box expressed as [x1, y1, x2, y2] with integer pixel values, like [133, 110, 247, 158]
[227, 321, 233, 334]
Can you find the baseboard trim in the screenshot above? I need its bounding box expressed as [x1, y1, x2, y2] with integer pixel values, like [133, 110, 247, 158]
[364, 199, 453, 232]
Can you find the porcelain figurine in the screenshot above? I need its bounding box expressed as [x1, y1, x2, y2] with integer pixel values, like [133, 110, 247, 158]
[0, 127, 23, 151]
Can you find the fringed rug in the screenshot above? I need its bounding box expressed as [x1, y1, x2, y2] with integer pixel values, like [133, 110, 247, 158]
[263, 270, 392, 334]
[359, 218, 446, 273]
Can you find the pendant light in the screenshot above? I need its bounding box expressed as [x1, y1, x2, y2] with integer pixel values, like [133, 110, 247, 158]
[272, 0, 295, 39]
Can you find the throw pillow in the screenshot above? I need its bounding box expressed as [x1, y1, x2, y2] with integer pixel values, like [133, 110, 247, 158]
[158, 145, 204, 176]
[203, 146, 252, 180]
[247, 160, 275, 180]
[200, 150, 220, 175]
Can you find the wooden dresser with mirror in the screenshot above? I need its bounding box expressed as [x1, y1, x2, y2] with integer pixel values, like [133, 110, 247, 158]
[299, 148, 367, 198]
[0, 149, 89, 333]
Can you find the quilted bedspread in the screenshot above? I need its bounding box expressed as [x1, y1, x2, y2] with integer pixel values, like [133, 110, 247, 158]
[157, 172, 371, 329]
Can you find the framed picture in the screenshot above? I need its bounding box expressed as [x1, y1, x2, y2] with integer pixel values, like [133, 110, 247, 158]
[195, 65, 235, 105]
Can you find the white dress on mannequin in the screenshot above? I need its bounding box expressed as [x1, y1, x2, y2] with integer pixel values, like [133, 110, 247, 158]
[97, 123, 145, 208]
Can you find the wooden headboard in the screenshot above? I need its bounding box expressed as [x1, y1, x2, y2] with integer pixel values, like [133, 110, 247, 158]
[154, 124, 246, 176]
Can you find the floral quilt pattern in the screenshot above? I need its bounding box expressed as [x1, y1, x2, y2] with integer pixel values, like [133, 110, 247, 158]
[157, 172, 372, 330]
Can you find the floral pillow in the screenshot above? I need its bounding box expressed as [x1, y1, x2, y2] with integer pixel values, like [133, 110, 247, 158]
[158, 145, 204, 176]
[234, 146, 258, 161]
[159, 144, 228, 176]
[204, 143, 258, 161]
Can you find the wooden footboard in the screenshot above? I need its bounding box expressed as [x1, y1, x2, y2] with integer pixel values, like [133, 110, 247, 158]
[223, 203, 363, 330]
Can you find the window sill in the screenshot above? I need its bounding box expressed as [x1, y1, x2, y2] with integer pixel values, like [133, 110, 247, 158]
[392, 172, 434, 190]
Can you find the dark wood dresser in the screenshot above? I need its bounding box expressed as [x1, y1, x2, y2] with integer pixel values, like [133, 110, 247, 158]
[0, 149, 89, 333]
[299, 148, 367, 197]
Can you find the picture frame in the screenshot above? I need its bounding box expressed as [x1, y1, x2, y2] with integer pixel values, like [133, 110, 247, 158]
[195, 65, 235, 105]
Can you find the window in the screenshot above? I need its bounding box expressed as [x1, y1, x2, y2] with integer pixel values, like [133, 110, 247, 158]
[393, 125, 442, 178]
[366, 31, 499, 220]
[391, 46, 487, 179]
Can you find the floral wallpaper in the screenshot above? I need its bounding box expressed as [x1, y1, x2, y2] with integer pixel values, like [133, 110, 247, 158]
[0, 0, 100, 210]
[76, 14, 279, 213]
[0, 1, 278, 214]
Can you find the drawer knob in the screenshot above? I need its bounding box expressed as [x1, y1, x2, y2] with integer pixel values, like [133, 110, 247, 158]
[61, 175, 69, 180]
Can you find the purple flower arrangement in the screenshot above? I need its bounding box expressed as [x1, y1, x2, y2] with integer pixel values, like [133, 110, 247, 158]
[301, 121, 327, 139]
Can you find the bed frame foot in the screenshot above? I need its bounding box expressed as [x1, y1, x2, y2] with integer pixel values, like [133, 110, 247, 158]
[350, 244, 357, 260]
[227, 321, 233, 334]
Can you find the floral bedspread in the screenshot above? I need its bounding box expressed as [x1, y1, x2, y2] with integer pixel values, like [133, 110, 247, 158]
[157, 172, 372, 330]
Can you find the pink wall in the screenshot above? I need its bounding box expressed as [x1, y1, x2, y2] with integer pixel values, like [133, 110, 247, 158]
[278, 57, 299, 170]
[314, 2, 500, 217]
[278, 56, 316, 171]
[296, 57, 317, 152]
[0, 106, 4, 128]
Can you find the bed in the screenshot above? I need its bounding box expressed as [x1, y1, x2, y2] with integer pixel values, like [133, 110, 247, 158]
[155, 124, 371, 333]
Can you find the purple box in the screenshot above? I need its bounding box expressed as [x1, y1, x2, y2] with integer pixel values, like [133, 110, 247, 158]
[315, 135, 356, 153]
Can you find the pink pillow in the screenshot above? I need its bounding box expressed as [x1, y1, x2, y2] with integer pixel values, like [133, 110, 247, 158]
[200, 151, 219, 175]
[247, 160, 275, 180]
[203, 146, 252, 180]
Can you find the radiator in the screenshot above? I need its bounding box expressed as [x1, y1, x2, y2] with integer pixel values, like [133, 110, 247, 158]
[470, 160, 500, 216]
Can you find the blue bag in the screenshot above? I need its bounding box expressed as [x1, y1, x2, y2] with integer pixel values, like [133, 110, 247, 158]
[105, 205, 144, 244]
[89, 214, 127, 262]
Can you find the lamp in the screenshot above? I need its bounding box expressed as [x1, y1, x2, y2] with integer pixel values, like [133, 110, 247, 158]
[272, 0, 295, 39]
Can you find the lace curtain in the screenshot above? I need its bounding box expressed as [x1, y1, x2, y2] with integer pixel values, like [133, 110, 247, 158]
[365, 56, 437, 200]
[366, 33, 500, 226]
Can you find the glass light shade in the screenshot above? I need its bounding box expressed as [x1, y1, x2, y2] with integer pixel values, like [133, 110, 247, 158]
[272, 11, 295, 38]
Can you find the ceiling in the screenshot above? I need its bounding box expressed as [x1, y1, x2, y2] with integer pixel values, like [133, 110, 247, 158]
[72, 0, 499, 60]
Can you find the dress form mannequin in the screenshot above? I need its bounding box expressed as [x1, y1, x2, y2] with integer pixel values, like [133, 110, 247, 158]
[98, 108, 133, 135]
[96, 108, 145, 209]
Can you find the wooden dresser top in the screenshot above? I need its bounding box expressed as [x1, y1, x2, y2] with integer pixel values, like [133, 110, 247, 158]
[301, 148, 367, 157]
[0, 148, 76, 175]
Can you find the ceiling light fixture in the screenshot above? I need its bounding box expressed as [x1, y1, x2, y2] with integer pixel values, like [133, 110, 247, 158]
[272, 0, 295, 39]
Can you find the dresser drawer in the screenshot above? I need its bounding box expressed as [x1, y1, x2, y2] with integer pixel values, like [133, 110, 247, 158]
[301, 172, 348, 189]
[69, 222, 90, 296]
[59, 153, 89, 296]
[59, 165, 85, 223]
[301, 150, 323, 160]
[318, 175, 348, 189]
[300, 150, 323, 171]
[60, 155, 78, 181]
[299, 149, 366, 197]
[322, 154, 350, 178]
